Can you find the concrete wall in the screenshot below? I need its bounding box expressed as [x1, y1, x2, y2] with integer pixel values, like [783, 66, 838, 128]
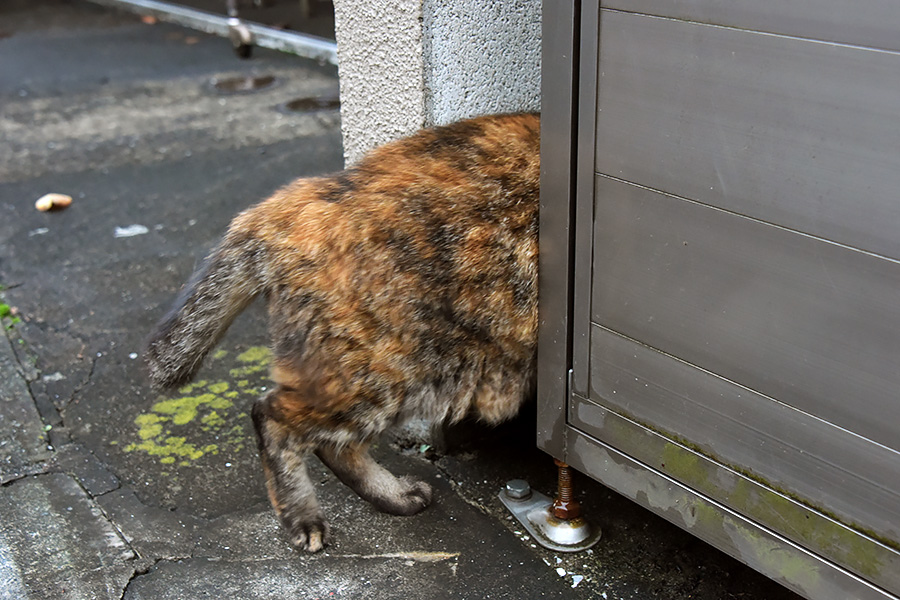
[333, 0, 541, 165]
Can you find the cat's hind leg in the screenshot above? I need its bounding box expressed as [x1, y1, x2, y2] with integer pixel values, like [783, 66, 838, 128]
[251, 388, 329, 552]
[315, 442, 433, 516]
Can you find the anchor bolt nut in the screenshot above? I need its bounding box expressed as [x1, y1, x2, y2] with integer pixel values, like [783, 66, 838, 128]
[505, 479, 532, 500]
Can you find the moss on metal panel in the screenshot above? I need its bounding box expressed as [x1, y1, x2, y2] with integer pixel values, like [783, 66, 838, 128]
[657, 438, 891, 579]
[585, 401, 897, 580]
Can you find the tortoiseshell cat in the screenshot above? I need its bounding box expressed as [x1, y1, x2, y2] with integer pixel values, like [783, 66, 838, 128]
[145, 113, 540, 552]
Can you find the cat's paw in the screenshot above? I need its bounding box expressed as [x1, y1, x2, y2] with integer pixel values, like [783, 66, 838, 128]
[389, 477, 433, 516]
[279, 511, 330, 552]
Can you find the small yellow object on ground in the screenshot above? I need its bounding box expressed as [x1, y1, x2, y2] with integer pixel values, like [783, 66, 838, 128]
[35, 193, 73, 212]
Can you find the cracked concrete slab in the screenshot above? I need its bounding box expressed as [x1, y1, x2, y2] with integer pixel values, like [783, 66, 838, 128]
[97, 487, 203, 560]
[0, 473, 134, 599]
[0, 329, 50, 483]
[124, 456, 586, 599]
[123, 556, 458, 600]
[49, 443, 120, 497]
[20, 323, 97, 418]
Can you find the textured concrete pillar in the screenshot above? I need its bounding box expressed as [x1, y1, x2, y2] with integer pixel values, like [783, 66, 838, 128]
[332, 0, 427, 165]
[333, 0, 541, 165]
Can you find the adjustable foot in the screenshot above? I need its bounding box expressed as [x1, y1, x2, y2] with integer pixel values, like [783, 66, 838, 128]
[498, 460, 601, 552]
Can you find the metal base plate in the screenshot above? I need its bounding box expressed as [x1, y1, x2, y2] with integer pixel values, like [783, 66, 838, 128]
[499, 484, 601, 553]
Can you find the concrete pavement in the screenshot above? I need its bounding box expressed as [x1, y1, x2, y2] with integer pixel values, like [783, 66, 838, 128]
[0, 2, 801, 598]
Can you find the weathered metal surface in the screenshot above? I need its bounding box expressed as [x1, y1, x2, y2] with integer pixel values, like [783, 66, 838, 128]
[570, 397, 900, 593]
[536, 0, 579, 457]
[582, 323, 900, 548]
[569, 0, 600, 399]
[539, 1, 900, 597]
[603, 0, 900, 52]
[590, 175, 900, 456]
[498, 480, 602, 552]
[593, 9, 900, 260]
[566, 429, 896, 600]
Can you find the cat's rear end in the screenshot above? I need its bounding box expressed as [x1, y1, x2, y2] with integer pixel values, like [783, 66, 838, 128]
[145, 112, 541, 551]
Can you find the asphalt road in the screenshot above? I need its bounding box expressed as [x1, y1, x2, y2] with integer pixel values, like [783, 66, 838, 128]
[0, 2, 802, 599]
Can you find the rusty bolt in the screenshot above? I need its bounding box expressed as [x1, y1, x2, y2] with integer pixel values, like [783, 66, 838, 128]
[551, 459, 581, 520]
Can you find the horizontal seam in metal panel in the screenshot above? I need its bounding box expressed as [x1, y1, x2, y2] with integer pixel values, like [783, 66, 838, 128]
[575, 377, 900, 504]
[567, 426, 900, 600]
[571, 390, 900, 543]
[588, 321, 900, 460]
[602, 7, 900, 57]
[596, 173, 900, 266]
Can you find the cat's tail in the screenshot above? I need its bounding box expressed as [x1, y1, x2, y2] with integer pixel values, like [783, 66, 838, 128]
[144, 230, 265, 390]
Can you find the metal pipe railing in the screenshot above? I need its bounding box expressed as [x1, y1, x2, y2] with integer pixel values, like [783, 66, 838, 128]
[84, 0, 338, 65]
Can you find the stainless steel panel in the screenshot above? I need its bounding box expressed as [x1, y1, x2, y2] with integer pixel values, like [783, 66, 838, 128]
[581, 325, 900, 551]
[594, 9, 900, 260]
[569, 401, 900, 593]
[537, 0, 580, 456]
[544, 2, 900, 596]
[603, 0, 900, 52]
[590, 175, 900, 453]
[566, 429, 897, 600]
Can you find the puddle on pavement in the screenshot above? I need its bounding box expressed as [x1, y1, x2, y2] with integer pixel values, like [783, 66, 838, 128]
[280, 94, 340, 113]
[211, 74, 277, 94]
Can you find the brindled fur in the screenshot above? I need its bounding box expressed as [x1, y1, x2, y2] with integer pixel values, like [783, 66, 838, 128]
[144, 112, 541, 552]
